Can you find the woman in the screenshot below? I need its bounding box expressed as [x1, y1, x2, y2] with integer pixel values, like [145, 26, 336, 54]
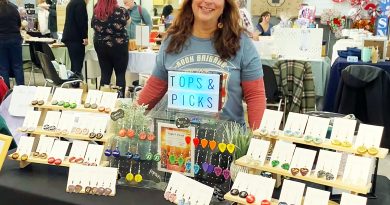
[0, 0, 24, 88]
[92, 0, 130, 96]
[137, 0, 266, 129]
[256, 11, 273, 36]
[161, 4, 174, 29]
[62, 0, 88, 86]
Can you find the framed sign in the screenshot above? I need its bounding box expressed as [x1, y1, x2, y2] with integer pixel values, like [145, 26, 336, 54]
[0, 134, 12, 172]
[157, 122, 195, 177]
[251, 0, 303, 17]
[167, 71, 221, 113]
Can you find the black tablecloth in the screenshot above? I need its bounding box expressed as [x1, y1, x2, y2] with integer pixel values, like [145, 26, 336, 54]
[323, 57, 390, 112]
[0, 158, 171, 205]
[1, 155, 390, 205]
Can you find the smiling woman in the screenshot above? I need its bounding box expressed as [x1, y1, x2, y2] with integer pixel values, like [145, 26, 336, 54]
[137, 0, 266, 130]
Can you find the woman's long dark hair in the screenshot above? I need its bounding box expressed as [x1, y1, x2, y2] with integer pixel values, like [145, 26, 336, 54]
[165, 0, 244, 60]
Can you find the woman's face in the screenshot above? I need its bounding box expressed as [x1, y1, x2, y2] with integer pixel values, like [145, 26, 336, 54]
[263, 14, 271, 23]
[192, 0, 225, 26]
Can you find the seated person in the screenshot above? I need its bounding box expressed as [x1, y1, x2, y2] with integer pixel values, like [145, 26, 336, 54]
[256, 11, 273, 36]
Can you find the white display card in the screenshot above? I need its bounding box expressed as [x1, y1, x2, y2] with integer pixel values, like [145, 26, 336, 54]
[354, 124, 384, 149]
[42, 111, 62, 128]
[340, 192, 367, 205]
[84, 144, 104, 165]
[233, 172, 276, 203]
[68, 140, 89, 159]
[71, 89, 83, 105]
[315, 150, 342, 181]
[303, 187, 330, 205]
[51, 87, 66, 102]
[8, 85, 36, 117]
[36, 136, 55, 154]
[31, 86, 51, 104]
[330, 118, 357, 144]
[342, 155, 372, 186]
[257, 109, 284, 134]
[165, 172, 215, 205]
[17, 136, 35, 155]
[245, 138, 270, 166]
[57, 111, 75, 131]
[100, 92, 118, 109]
[67, 164, 117, 196]
[90, 115, 109, 134]
[269, 141, 296, 168]
[84, 90, 103, 105]
[49, 140, 70, 160]
[278, 179, 305, 205]
[304, 116, 330, 140]
[21, 110, 42, 130]
[283, 112, 309, 135]
[289, 147, 317, 175]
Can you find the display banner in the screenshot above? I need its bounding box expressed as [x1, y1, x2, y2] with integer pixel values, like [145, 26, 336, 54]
[167, 71, 221, 113]
[376, 0, 390, 36]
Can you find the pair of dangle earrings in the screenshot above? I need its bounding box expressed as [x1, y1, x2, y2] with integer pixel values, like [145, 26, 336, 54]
[105, 139, 121, 158]
[125, 161, 143, 183]
[164, 187, 178, 203]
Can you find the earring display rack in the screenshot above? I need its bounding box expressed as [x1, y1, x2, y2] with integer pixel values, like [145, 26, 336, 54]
[234, 157, 371, 194]
[19, 126, 109, 142]
[8, 155, 110, 168]
[253, 131, 389, 159]
[31, 104, 111, 114]
[8, 89, 113, 169]
[224, 125, 388, 205]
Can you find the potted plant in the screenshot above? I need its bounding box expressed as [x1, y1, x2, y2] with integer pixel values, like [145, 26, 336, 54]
[223, 123, 254, 181]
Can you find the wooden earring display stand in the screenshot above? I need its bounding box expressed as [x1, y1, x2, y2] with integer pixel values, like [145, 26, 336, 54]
[8, 92, 111, 168]
[224, 130, 389, 205]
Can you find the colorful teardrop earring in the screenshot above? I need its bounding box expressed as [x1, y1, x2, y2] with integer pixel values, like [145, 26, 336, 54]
[214, 154, 223, 177]
[208, 129, 217, 151]
[194, 150, 201, 175]
[222, 156, 231, 180]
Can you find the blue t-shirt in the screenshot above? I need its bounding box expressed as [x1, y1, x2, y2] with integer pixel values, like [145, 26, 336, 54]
[152, 34, 263, 124]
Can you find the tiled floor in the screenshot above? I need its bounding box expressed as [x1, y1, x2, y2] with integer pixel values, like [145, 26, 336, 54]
[11, 70, 390, 180]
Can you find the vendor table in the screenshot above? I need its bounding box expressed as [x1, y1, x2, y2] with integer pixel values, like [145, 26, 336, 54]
[331, 39, 362, 66]
[84, 49, 157, 75]
[323, 57, 390, 112]
[0, 156, 171, 205]
[261, 57, 331, 97]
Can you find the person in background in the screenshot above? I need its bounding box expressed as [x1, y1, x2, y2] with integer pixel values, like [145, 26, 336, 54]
[62, 0, 88, 84]
[236, 0, 254, 36]
[37, 0, 50, 36]
[137, 0, 266, 130]
[92, 0, 130, 97]
[161, 4, 174, 29]
[0, 0, 24, 88]
[256, 11, 273, 36]
[47, 0, 58, 39]
[123, 0, 152, 39]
